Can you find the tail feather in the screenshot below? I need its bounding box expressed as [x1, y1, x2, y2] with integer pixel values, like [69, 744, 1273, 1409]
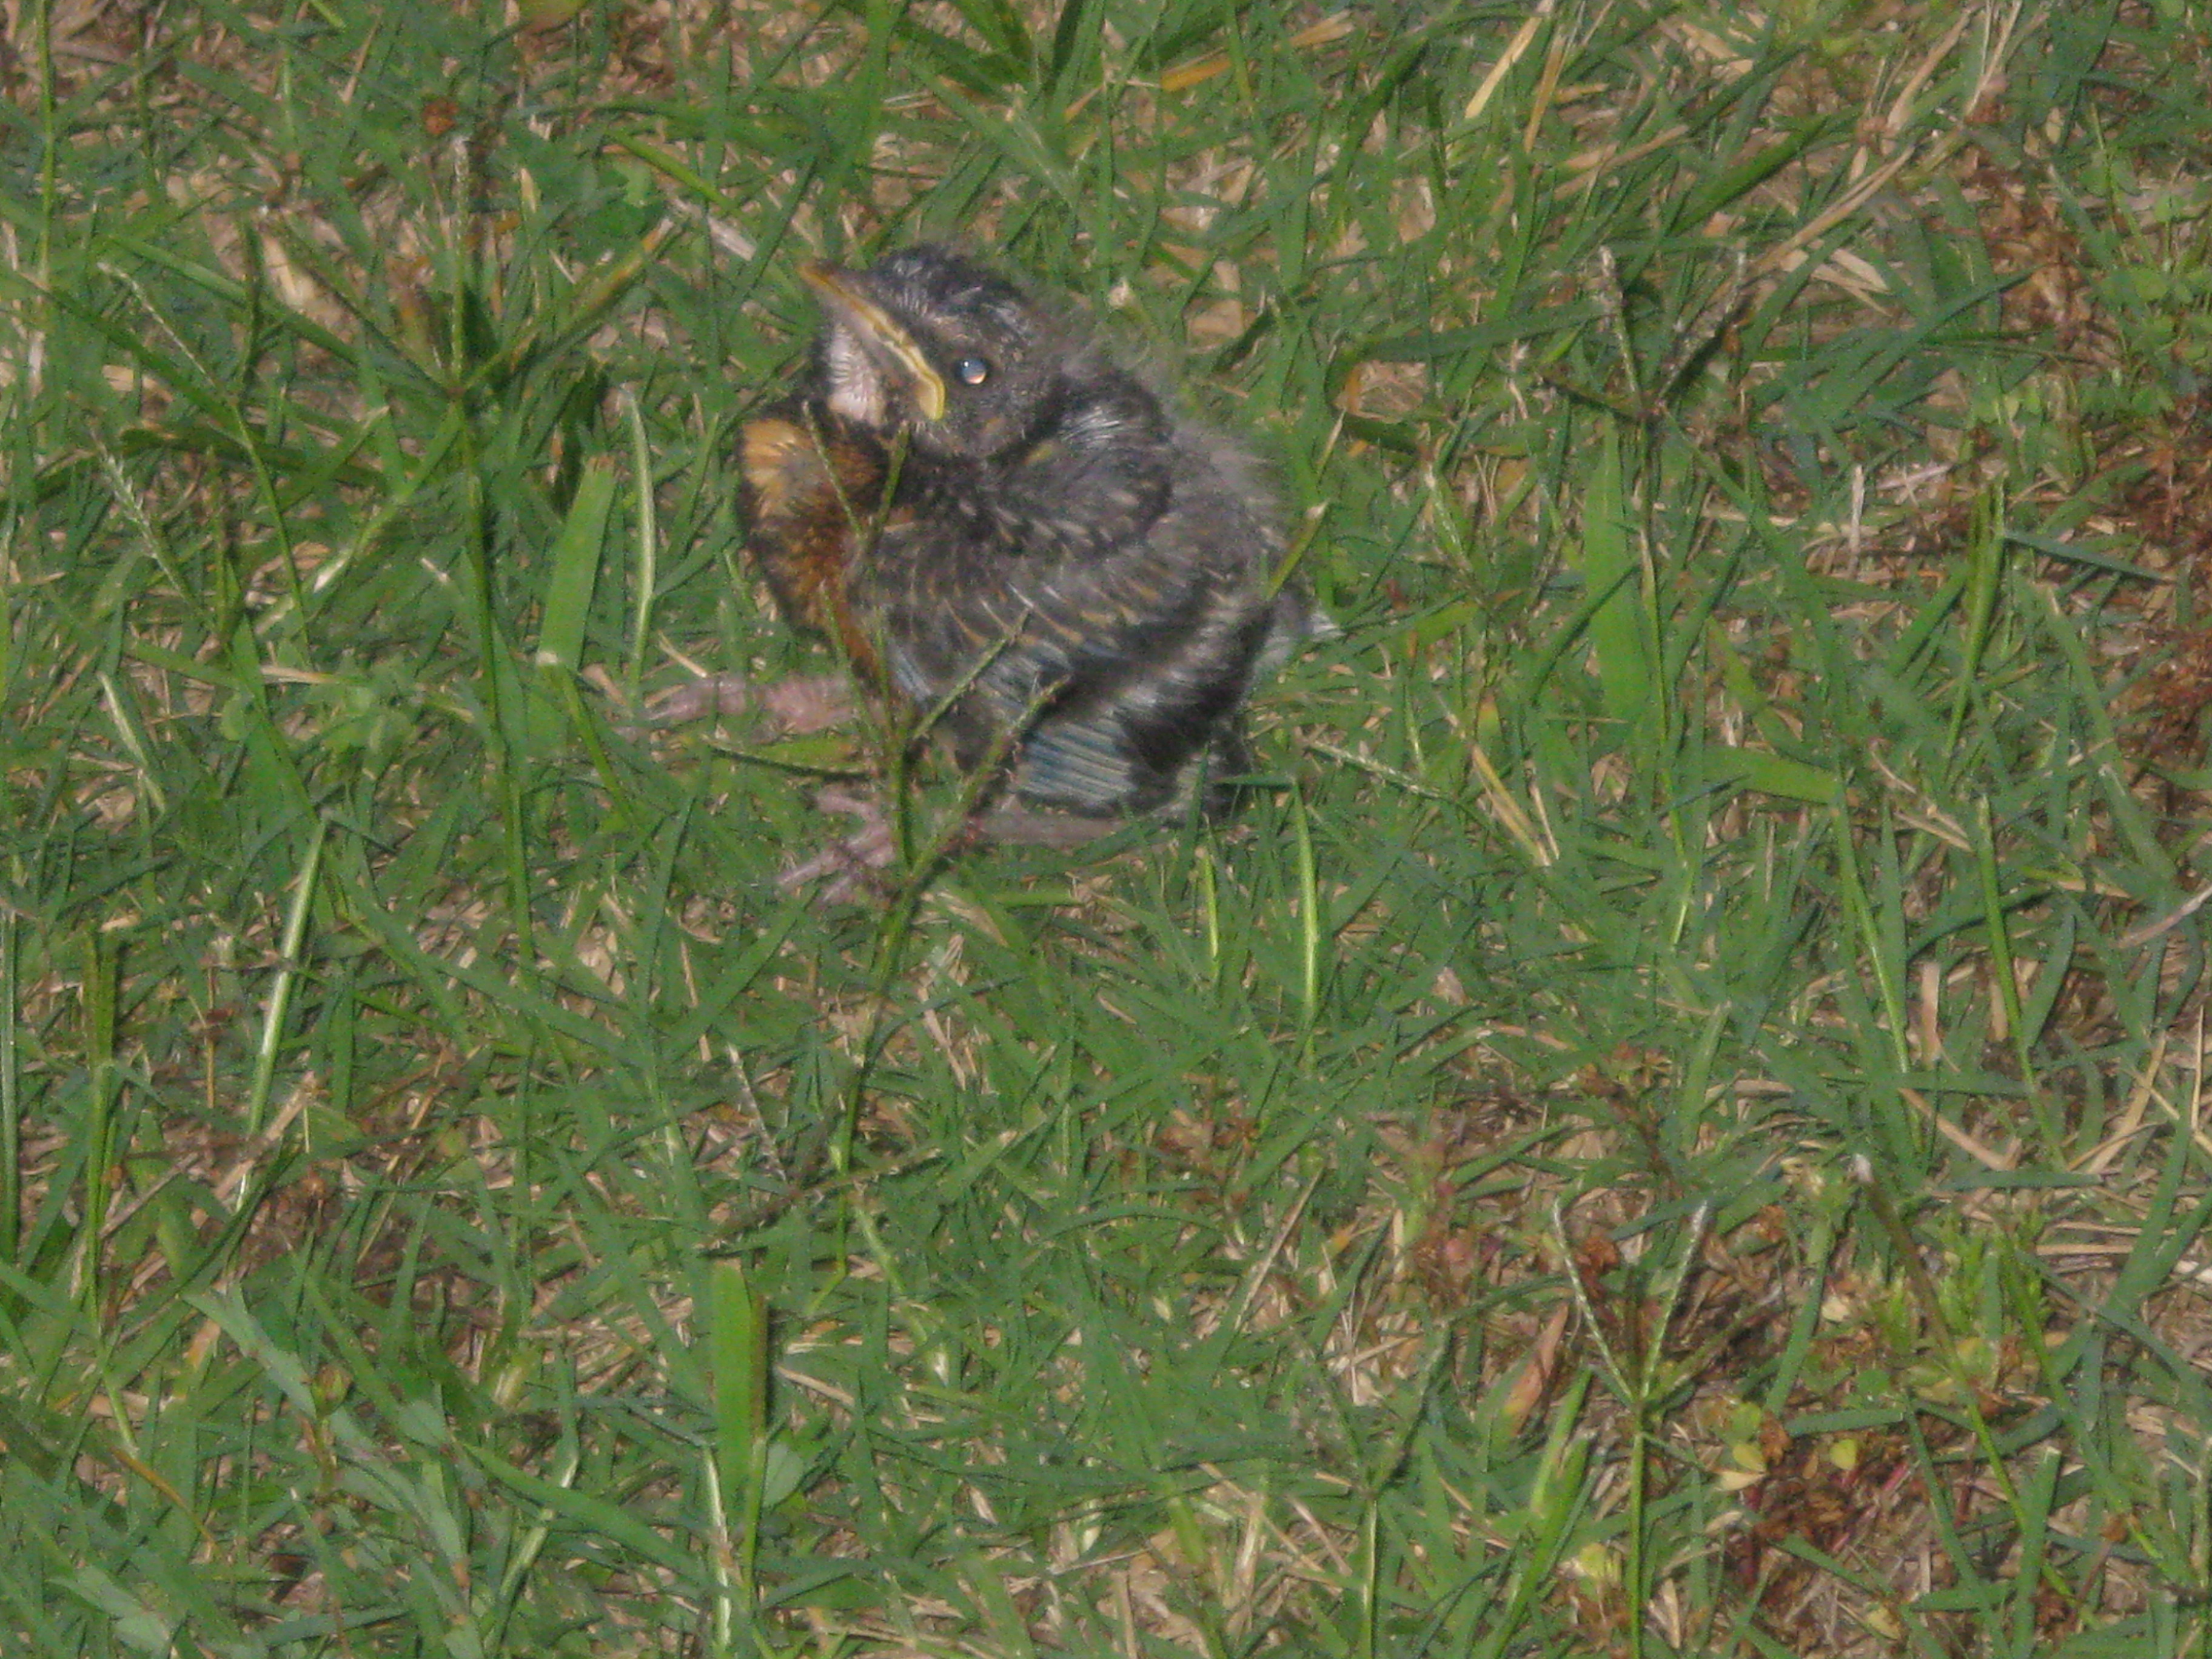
[1012, 717, 1138, 813]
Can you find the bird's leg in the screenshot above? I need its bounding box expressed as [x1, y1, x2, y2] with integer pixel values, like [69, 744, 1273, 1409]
[973, 805, 1121, 850]
[638, 672, 856, 735]
[778, 790, 1119, 902]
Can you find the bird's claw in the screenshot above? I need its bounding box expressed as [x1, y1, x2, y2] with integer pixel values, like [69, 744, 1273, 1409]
[777, 787, 898, 902]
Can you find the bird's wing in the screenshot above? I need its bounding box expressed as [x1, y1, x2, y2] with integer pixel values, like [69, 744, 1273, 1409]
[854, 468, 1290, 811]
[860, 486, 1255, 706]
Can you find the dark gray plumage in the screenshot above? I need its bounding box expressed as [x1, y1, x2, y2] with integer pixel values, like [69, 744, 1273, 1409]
[745, 245, 1315, 825]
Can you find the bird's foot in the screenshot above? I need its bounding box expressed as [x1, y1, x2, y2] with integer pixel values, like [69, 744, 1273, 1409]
[777, 792, 1121, 902]
[777, 786, 899, 903]
[638, 672, 855, 736]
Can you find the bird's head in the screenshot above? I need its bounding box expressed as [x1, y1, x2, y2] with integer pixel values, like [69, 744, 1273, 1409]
[802, 246, 1062, 461]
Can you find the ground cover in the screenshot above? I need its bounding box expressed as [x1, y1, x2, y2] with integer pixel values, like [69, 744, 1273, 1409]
[4, 2, 2211, 1653]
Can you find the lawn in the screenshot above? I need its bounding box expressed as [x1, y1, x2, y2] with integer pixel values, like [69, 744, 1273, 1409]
[4, 1, 2211, 1654]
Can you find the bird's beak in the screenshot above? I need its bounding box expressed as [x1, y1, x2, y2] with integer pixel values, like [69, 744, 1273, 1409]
[800, 262, 949, 423]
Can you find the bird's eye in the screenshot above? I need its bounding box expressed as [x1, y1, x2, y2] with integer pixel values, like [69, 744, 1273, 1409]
[953, 355, 991, 387]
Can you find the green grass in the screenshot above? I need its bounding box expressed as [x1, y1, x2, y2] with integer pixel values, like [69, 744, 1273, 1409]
[5, 0, 2212, 1653]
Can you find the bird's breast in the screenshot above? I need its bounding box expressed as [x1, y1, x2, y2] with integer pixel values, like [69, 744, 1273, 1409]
[740, 412, 899, 680]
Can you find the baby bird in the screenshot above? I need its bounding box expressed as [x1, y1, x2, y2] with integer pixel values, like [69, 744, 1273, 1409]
[730, 246, 1315, 885]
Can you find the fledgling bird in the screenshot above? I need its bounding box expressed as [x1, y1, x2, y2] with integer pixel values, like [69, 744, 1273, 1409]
[717, 245, 1316, 886]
